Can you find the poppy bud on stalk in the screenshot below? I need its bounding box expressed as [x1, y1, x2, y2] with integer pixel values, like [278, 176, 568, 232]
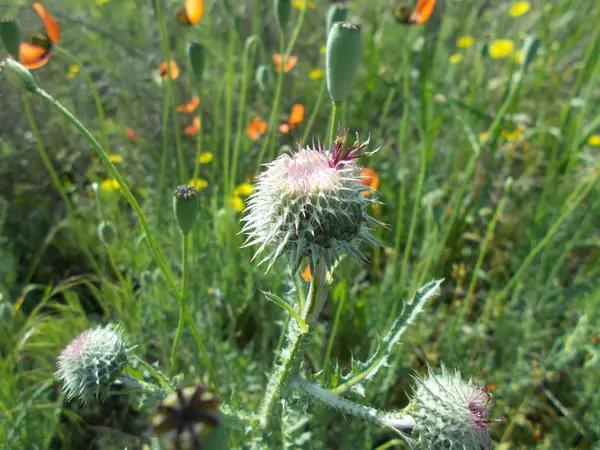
[0, 20, 21, 60]
[325, 22, 362, 103]
[325, 3, 348, 38]
[274, 0, 291, 32]
[173, 185, 199, 235]
[0, 58, 36, 91]
[187, 42, 206, 86]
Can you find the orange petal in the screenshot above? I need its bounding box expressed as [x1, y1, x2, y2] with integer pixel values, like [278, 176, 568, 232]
[126, 127, 137, 142]
[288, 103, 304, 127]
[301, 264, 312, 281]
[360, 167, 379, 196]
[409, 0, 436, 24]
[247, 116, 267, 140]
[185, 0, 204, 24]
[184, 116, 201, 135]
[32, 2, 60, 44]
[159, 60, 180, 79]
[19, 42, 52, 69]
[273, 53, 298, 73]
[176, 95, 200, 113]
[278, 123, 290, 134]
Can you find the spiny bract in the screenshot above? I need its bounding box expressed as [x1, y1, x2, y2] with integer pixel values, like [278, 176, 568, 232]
[409, 366, 494, 450]
[241, 128, 383, 274]
[56, 324, 130, 401]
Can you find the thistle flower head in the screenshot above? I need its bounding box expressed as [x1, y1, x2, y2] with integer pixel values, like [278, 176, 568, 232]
[242, 128, 383, 274]
[409, 366, 495, 449]
[152, 385, 222, 450]
[56, 324, 130, 402]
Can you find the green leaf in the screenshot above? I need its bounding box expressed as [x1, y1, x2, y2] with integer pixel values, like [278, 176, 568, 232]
[262, 291, 308, 333]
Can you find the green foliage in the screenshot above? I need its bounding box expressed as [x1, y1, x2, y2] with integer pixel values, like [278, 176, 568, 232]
[1, 0, 600, 448]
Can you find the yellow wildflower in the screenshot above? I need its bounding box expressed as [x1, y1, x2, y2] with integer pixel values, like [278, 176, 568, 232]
[189, 178, 208, 190]
[587, 135, 600, 147]
[449, 53, 463, 64]
[293, 0, 316, 10]
[479, 132, 489, 143]
[309, 69, 325, 80]
[320, 45, 326, 55]
[503, 128, 523, 142]
[198, 152, 213, 164]
[489, 40, 514, 58]
[233, 183, 254, 197]
[108, 154, 123, 163]
[509, 1, 530, 17]
[456, 36, 474, 48]
[100, 179, 120, 192]
[66, 65, 80, 79]
[230, 196, 246, 212]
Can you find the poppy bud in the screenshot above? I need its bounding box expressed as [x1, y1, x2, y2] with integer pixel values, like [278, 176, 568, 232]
[0, 20, 21, 60]
[173, 185, 199, 235]
[325, 22, 362, 103]
[325, 3, 348, 38]
[0, 58, 36, 91]
[97, 220, 117, 247]
[187, 42, 206, 86]
[255, 65, 271, 92]
[274, 0, 291, 32]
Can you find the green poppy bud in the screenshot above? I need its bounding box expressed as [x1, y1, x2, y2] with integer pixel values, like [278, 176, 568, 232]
[255, 64, 271, 92]
[325, 22, 362, 103]
[0, 58, 36, 92]
[325, 3, 348, 39]
[187, 42, 206, 86]
[97, 220, 117, 247]
[173, 185, 199, 235]
[0, 20, 21, 60]
[274, 0, 291, 32]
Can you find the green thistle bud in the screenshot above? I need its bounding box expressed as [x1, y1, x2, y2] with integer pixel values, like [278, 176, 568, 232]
[326, 22, 362, 103]
[152, 385, 225, 450]
[56, 324, 130, 402]
[0, 58, 36, 92]
[187, 42, 206, 86]
[173, 185, 199, 235]
[274, 0, 291, 32]
[0, 20, 21, 60]
[325, 3, 349, 39]
[408, 366, 496, 449]
[242, 128, 382, 273]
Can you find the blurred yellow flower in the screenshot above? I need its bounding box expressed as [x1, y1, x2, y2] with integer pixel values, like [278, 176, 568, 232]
[233, 183, 254, 197]
[230, 196, 246, 212]
[97, 0, 110, 5]
[100, 179, 119, 192]
[509, 1, 530, 17]
[198, 152, 213, 164]
[309, 69, 325, 80]
[587, 134, 600, 147]
[449, 53, 463, 64]
[108, 154, 123, 163]
[479, 132, 489, 143]
[514, 50, 523, 63]
[293, 0, 316, 10]
[320, 45, 326, 55]
[456, 36, 474, 48]
[189, 178, 208, 190]
[489, 40, 514, 58]
[66, 64, 80, 79]
[503, 128, 524, 142]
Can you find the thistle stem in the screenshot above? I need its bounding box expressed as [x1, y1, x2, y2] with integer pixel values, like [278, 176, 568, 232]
[171, 231, 191, 373]
[257, 257, 328, 430]
[328, 101, 342, 143]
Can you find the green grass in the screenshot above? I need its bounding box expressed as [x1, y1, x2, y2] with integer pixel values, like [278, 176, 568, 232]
[1, 0, 600, 448]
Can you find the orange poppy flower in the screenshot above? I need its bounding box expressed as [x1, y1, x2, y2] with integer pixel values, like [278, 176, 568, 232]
[272, 54, 298, 73]
[18, 3, 60, 69]
[176, 0, 204, 25]
[126, 127, 137, 142]
[397, 0, 436, 25]
[158, 60, 180, 80]
[246, 116, 267, 141]
[177, 95, 200, 113]
[301, 264, 312, 281]
[279, 103, 304, 134]
[184, 116, 201, 135]
[360, 168, 379, 196]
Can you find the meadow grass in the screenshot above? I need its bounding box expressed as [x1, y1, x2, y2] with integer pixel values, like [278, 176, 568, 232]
[1, 0, 599, 448]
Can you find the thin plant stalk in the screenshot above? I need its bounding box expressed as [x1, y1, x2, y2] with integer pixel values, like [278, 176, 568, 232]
[301, 78, 326, 145]
[257, 257, 328, 430]
[223, 30, 236, 195]
[191, 112, 204, 180]
[171, 232, 191, 374]
[328, 101, 341, 143]
[321, 280, 346, 375]
[156, 91, 172, 223]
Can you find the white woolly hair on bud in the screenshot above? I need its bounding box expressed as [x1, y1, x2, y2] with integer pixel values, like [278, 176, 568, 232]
[241, 130, 383, 274]
[56, 324, 130, 402]
[409, 366, 495, 450]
